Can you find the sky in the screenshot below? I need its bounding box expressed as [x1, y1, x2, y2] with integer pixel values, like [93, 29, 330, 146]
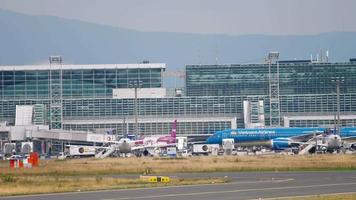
[0, 0, 355, 35]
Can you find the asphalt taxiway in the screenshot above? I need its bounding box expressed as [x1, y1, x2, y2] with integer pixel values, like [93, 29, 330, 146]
[1, 171, 356, 200]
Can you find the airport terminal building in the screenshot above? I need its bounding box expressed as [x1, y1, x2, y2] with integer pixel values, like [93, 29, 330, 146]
[186, 59, 356, 128]
[0, 61, 235, 136]
[1, 58, 356, 137]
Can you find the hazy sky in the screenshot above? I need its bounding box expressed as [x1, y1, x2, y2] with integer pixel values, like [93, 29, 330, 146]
[0, 0, 355, 35]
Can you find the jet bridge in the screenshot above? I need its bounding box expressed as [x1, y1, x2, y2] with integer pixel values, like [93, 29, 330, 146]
[6, 125, 115, 143]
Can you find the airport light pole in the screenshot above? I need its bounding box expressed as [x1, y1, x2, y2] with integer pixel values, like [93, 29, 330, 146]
[123, 117, 127, 137]
[331, 77, 344, 135]
[267, 51, 280, 127]
[129, 80, 143, 139]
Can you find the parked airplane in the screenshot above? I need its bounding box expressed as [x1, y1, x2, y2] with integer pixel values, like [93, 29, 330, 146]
[206, 127, 356, 152]
[133, 119, 177, 146]
[96, 120, 178, 158]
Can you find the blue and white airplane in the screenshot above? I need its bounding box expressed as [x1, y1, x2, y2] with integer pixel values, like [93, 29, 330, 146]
[206, 127, 356, 151]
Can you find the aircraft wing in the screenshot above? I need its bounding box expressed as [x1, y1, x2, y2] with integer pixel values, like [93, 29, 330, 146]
[341, 137, 356, 150]
[341, 136, 356, 142]
[289, 132, 323, 142]
[289, 141, 305, 147]
[187, 138, 207, 144]
[188, 141, 206, 145]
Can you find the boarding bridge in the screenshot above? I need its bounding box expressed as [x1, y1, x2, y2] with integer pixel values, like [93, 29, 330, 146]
[15, 105, 34, 126]
[6, 125, 116, 143]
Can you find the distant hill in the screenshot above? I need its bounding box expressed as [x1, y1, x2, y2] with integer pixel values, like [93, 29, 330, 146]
[1, 9, 356, 87]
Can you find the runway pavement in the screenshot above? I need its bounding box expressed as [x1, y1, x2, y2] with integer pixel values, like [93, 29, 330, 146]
[1, 171, 356, 200]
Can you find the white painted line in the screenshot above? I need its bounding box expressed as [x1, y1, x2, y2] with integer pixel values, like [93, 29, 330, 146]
[111, 182, 356, 200]
[260, 191, 356, 200]
[0, 178, 293, 199]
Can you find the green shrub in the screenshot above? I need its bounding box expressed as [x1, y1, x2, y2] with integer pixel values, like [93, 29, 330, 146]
[95, 176, 103, 183]
[1, 174, 17, 183]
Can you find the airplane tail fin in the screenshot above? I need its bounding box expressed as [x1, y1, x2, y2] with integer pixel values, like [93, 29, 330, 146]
[170, 120, 177, 138]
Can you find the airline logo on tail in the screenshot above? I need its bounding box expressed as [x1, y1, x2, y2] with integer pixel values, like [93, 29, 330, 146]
[170, 120, 177, 138]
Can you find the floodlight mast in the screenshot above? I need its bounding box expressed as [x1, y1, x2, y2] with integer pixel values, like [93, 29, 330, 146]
[331, 77, 344, 135]
[49, 56, 63, 130]
[129, 80, 143, 139]
[267, 52, 280, 127]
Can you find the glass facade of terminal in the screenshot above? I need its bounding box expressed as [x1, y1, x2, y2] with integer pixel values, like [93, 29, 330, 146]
[1, 93, 356, 134]
[289, 119, 356, 128]
[0, 66, 163, 99]
[63, 121, 232, 136]
[1, 61, 356, 136]
[186, 62, 356, 96]
[2, 93, 355, 121]
[183, 61, 356, 129]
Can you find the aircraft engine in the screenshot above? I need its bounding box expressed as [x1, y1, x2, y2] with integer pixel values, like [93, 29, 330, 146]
[118, 138, 131, 154]
[270, 138, 291, 150]
[326, 134, 342, 150]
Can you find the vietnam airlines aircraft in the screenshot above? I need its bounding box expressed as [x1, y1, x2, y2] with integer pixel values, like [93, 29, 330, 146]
[206, 127, 356, 151]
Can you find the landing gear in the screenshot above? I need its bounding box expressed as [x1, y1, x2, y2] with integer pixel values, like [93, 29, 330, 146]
[143, 149, 149, 157]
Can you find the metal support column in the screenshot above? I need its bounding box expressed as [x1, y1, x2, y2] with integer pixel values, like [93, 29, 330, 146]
[336, 80, 340, 134]
[49, 56, 63, 129]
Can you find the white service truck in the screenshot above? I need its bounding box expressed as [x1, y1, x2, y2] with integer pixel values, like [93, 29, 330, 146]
[65, 145, 96, 158]
[176, 137, 188, 151]
[166, 147, 177, 157]
[192, 144, 220, 155]
[222, 138, 235, 155]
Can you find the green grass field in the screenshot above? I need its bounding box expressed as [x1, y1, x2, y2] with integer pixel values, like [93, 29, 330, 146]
[0, 154, 355, 196]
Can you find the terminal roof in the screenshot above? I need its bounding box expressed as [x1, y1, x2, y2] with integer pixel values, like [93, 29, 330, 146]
[0, 63, 166, 71]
